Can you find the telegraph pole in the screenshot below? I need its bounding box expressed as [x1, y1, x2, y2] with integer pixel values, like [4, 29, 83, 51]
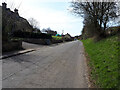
[62, 30, 64, 35]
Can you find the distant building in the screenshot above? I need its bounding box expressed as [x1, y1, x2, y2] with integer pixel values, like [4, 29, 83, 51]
[45, 30, 57, 36]
[33, 28, 41, 33]
[64, 33, 72, 39]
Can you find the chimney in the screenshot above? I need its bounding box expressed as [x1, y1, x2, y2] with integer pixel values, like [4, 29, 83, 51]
[14, 8, 19, 14]
[2, 2, 7, 9]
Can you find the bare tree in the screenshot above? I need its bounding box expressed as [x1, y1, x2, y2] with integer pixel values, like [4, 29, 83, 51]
[71, 1, 119, 36]
[28, 18, 39, 29]
[41, 27, 57, 35]
[41, 27, 51, 32]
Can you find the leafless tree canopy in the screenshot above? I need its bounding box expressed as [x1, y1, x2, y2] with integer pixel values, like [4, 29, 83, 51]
[28, 18, 39, 29]
[71, 1, 119, 35]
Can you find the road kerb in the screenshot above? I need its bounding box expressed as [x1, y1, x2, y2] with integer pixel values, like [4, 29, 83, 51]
[1, 49, 35, 59]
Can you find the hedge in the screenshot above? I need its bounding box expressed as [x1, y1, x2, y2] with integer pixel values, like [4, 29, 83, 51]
[12, 30, 52, 39]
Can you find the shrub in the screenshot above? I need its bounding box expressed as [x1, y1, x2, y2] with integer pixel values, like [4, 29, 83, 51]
[52, 36, 62, 40]
[12, 31, 52, 39]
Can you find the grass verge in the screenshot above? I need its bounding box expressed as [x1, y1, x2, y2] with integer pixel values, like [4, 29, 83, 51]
[82, 35, 119, 88]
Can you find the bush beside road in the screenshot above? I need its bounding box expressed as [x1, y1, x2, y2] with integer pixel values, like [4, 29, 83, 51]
[52, 36, 63, 40]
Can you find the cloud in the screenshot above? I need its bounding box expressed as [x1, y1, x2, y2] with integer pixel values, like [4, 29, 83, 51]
[1, 0, 83, 36]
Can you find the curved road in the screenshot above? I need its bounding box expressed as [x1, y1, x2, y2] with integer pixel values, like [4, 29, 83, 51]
[3, 40, 89, 88]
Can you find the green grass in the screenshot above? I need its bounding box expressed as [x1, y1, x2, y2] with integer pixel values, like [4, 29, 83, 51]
[82, 35, 119, 88]
[52, 36, 62, 40]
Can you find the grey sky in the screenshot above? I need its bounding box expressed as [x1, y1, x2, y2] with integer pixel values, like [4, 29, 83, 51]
[1, 0, 84, 36]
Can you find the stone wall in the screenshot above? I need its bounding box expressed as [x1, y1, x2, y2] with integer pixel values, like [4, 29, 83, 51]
[2, 41, 22, 52]
[51, 39, 63, 44]
[24, 38, 65, 45]
[23, 39, 51, 45]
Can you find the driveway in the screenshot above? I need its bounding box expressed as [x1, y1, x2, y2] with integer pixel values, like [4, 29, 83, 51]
[2, 40, 89, 88]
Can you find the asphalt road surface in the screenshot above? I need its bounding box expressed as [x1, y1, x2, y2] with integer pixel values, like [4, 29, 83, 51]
[2, 40, 89, 88]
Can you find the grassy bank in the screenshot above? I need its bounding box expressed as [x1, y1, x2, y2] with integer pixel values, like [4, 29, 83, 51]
[82, 35, 119, 88]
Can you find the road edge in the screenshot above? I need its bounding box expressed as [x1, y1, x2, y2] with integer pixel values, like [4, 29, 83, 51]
[1, 49, 35, 59]
[81, 41, 93, 88]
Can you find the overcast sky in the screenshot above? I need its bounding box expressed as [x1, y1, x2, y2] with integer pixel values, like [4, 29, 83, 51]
[1, 0, 84, 36]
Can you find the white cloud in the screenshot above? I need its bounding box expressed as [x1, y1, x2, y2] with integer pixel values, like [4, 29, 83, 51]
[1, 0, 83, 36]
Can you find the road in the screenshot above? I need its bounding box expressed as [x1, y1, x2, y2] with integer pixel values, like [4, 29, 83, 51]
[22, 42, 46, 49]
[2, 40, 89, 88]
